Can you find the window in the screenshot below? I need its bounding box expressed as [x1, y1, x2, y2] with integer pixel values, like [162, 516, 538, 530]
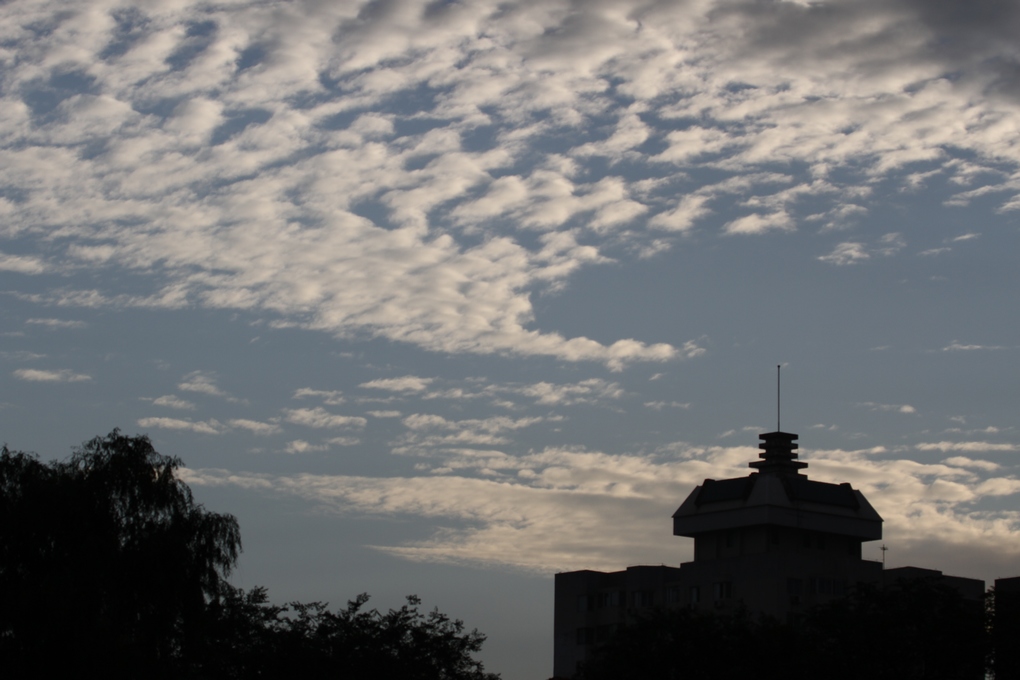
[596, 591, 624, 609]
[632, 590, 654, 607]
[690, 586, 700, 605]
[665, 586, 681, 604]
[576, 594, 590, 613]
[576, 627, 594, 645]
[787, 578, 803, 605]
[713, 581, 732, 600]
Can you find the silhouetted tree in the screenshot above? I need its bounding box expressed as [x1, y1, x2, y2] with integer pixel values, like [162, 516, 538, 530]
[0, 431, 241, 678]
[200, 587, 499, 679]
[802, 578, 988, 680]
[1, 432, 500, 680]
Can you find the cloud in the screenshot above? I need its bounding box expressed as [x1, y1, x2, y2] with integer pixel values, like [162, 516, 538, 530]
[327, 436, 360, 447]
[396, 413, 549, 450]
[136, 417, 222, 435]
[25, 318, 86, 329]
[819, 242, 869, 265]
[942, 456, 1000, 472]
[12, 0, 1020, 370]
[284, 440, 328, 454]
[723, 211, 794, 235]
[229, 419, 282, 436]
[503, 379, 624, 406]
[183, 439, 1020, 574]
[284, 407, 367, 429]
[942, 342, 1005, 351]
[644, 401, 691, 411]
[875, 232, 905, 256]
[293, 388, 346, 405]
[178, 371, 228, 398]
[860, 402, 917, 414]
[360, 376, 434, 393]
[0, 252, 48, 274]
[151, 394, 196, 410]
[917, 442, 1018, 453]
[13, 368, 91, 382]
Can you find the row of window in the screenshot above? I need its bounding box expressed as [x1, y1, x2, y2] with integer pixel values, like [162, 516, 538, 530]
[578, 575, 848, 615]
[576, 624, 619, 645]
[576, 590, 652, 612]
[787, 576, 848, 598]
[710, 530, 858, 556]
[577, 581, 734, 613]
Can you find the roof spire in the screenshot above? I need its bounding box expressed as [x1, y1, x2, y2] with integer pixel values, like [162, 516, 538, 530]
[750, 431, 807, 476]
[777, 364, 781, 432]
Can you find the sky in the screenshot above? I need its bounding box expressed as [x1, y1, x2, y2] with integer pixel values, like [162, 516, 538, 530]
[2, 0, 1020, 677]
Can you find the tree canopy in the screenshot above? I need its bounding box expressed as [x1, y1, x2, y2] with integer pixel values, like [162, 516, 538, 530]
[1, 431, 499, 680]
[1, 430, 241, 677]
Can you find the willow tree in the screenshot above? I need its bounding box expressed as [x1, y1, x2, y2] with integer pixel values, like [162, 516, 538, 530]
[0, 430, 240, 677]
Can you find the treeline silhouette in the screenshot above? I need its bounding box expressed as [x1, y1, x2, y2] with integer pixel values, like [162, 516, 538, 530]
[0, 431, 499, 680]
[574, 576, 995, 680]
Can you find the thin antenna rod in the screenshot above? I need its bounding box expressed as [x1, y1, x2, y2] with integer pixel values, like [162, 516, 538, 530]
[777, 365, 781, 432]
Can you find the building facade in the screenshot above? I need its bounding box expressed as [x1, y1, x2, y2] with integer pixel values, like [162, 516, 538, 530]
[552, 430, 985, 679]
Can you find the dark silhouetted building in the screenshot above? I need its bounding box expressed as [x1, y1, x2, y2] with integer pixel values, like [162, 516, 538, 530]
[994, 576, 1020, 679]
[552, 430, 985, 678]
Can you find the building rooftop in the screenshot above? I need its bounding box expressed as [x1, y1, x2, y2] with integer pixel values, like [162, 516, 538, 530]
[673, 430, 882, 540]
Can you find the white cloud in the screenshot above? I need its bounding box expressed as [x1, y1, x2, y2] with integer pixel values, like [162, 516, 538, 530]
[136, 417, 222, 435]
[723, 211, 794, 236]
[151, 394, 196, 410]
[178, 371, 228, 397]
[917, 441, 1018, 453]
[25, 318, 86, 329]
[505, 379, 624, 406]
[12, 0, 1020, 371]
[644, 401, 691, 411]
[396, 413, 548, 450]
[942, 342, 1004, 352]
[284, 407, 367, 429]
[860, 402, 917, 414]
[0, 252, 47, 274]
[327, 436, 361, 447]
[360, 376, 434, 393]
[942, 457, 1000, 472]
[819, 242, 869, 265]
[284, 440, 328, 454]
[229, 419, 282, 436]
[876, 232, 905, 256]
[293, 388, 346, 405]
[183, 439, 1020, 573]
[13, 368, 91, 382]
